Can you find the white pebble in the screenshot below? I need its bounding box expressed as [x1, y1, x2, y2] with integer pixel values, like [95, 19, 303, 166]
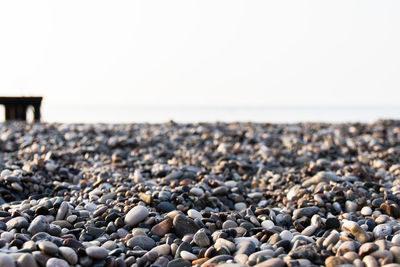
[280, 230, 293, 241]
[187, 209, 202, 220]
[234, 202, 247, 211]
[261, 220, 275, 229]
[180, 250, 198, 261]
[360, 206, 372, 216]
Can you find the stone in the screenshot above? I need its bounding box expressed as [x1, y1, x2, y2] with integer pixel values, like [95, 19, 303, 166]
[302, 171, 341, 187]
[254, 258, 285, 267]
[180, 251, 197, 261]
[173, 214, 200, 237]
[323, 231, 340, 247]
[124, 205, 149, 226]
[55, 201, 69, 220]
[0, 253, 15, 267]
[292, 206, 319, 219]
[235, 240, 256, 256]
[45, 258, 69, 267]
[373, 224, 392, 239]
[359, 243, 379, 257]
[6, 217, 29, 231]
[193, 230, 210, 247]
[157, 202, 176, 213]
[261, 220, 274, 229]
[361, 206, 373, 216]
[289, 244, 317, 260]
[187, 209, 202, 220]
[167, 258, 191, 267]
[17, 253, 38, 267]
[363, 255, 379, 267]
[325, 256, 349, 267]
[86, 246, 109, 260]
[38, 241, 59, 255]
[27, 215, 48, 235]
[280, 230, 293, 241]
[151, 218, 173, 236]
[126, 235, 155, 250]
[326, 217, 341, 229]
[59, 246, 78, 265]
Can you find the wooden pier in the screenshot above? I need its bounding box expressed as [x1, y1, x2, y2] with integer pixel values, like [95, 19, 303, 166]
[0, 97, 42, 121]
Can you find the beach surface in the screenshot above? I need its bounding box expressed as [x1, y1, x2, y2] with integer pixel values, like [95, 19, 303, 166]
[1, 121, 400, 267]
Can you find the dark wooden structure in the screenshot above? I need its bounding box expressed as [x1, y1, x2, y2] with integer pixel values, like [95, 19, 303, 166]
[0, 97, 42, 121]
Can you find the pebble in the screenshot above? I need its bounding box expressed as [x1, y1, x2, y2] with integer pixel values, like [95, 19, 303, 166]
[124, 205, 149, 226]
[59, 246, 78, 265]
[180, 250, 198, 261]
[85, 246, 108, 260]
[0, 254, 15, 267]
[45, 258, 69, 267]
[172, 214, 200, 237]
[17, 253, 38, 267]
[187, 209, 202, 220]
[373, 224, 392, 239]
[126, 235, 156, 250]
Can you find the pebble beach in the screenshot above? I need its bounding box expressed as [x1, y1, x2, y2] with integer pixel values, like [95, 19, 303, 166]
[1, 120, 400, 267]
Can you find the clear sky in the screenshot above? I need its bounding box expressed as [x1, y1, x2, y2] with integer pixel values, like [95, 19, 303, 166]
[0, 1, 399, 108]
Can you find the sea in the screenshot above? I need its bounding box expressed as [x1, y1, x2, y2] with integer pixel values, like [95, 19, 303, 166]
[36, 105, 400, 124]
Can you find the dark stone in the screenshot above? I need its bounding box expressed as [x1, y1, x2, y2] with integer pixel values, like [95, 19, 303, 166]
[173, 214, 200, 237]
[167, 258, 191, 267]
[156, 202, 176, 213]
[325, 218, 340, 229]
[175, 241, 192, 258]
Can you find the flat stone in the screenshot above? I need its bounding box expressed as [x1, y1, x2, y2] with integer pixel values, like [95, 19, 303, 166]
[124, 205, 149, 226]
[28, 215, 48, 235]
[180, 251, 198, 261]
[325, 256, 349, 267]
[187, 209, 202, 220]
[16, 253, 38, 267]
[157, 202, 176, 213]
[86, 246, 109, 260]
[151, 218, 173, 236]
[292, 207, 319, 219]
[289, 244, 317, 260]
[326, 218, 341, 229]
[6, 217, 29, 231]
[167, 258, 191, 267]
[193, 230, 210, 247]
[59, 246, 78, 265]
[359, 242, 379, 257]
[46, 258, 69, 267]
[235, 240, 256, 256]
[302, 171, 341, 187]
[254, 258, 285, 267]
[126, 235, 156, 250]
[38, 241, 59, 255]
[173, 214, 200, 237]
[0, 252, 15, 267]
[86, 226, 105, 238]
[55, 201, 69, 220]
[373, 224, 392, 239]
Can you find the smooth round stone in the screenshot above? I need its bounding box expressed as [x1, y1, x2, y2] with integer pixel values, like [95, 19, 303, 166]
[151, 218, 173, 237]
[193, 230, 210, 247]
[86, 246, 109, 260]
[59, 246, 78, 265]
[28, 215, 48, 235]
[101, 240, 117, 251]
[124, 205, 149, 226]
[173, 214, 200, 237]
[373, 224, 392, 239]
[279, 230, 293, 241]
[0, 254, 15, 267]
[326, 218, 341, 229]
[261, 220, 274, 229]
[361, 207, 373, 216]
[392, 234, 400, 245]
[6, 217, 29, 231]
[151, 244, 171, 256]
[234, 202, 247, 211]
[345, 201, 358, 213]
[167, 258, 191, 267]
[17, 253, 37, 267]
[38, 241, 59, 255]
[190, 188, 204, 196]
[46, 258, 69, 267]
[157, 202, 176, 213]
[223, 220, 238, 229]
[126, 235, 156, 250]
[56, 201, 69, 220]
[187, 209, 202, 220]
[254, 258, 285, 267]
[180, 251, 198, 261]
[235, 240, 256, 256]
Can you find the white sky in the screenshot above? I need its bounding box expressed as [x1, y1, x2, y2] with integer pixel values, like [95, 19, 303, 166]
[0, 1, 399, 108]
